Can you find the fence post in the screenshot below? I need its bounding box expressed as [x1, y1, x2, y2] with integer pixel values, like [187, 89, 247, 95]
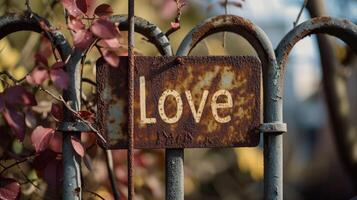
[62, 51, 84, 200]
[166, 149, 184, 200]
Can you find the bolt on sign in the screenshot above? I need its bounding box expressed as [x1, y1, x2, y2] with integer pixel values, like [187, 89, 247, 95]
[97, 56, 262, 149]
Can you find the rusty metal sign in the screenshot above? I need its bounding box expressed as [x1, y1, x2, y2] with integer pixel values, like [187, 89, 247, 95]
[97, 56, 262, 149]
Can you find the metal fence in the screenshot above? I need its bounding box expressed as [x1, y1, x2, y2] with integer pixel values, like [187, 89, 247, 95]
[0, 0, 356, 199]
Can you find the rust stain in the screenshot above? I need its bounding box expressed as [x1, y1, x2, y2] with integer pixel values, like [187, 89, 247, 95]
[97, 56, 262, 149]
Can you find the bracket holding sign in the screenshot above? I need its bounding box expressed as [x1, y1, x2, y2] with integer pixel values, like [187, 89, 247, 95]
[97, 56, 262, 149]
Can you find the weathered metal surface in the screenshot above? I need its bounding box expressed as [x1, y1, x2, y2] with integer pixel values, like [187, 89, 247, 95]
[97, 56, 262, 149]
[275, 16, 357, 196]
[175, 15, 282, 200]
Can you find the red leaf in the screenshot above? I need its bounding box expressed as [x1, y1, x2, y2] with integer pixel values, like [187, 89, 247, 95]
[77, 110, 94, 122]
[39, 20, 51, 32]
[3, 107, 25, 141]
[0, 178, 20, 200]
[0, 95, 5, 112]
[94, 4, 113, 17]
[76, 0, 88, 14]
[73, 29, 95, 50]
[33, 149, 57, 171]
[43, 158, 63, 189]
[170, 22, 180, 29]
[26, 66, 49, 86]
[103, 50, 119, 67]
[161, 0, 177, 19]
[51, 61, 65, 69]
[119, 52, 128, 56]
[68, 16, 85, 31]
[4, 86, 37, 106]
[60, 0, 83, 17]
[38, 36, 52, 58]
[34, 53, 48, 67]
[49, 132, 63, 153]
[82, 132, 97, 148]
[71, 136, 85, 157]
[97, 38, 121, 48]
[50, 68, 69, 90]
[51, 103, 63, 121]
[31, 126, 55, 153]
[90, 18, 119, 39]
[83, 154, 93, 171]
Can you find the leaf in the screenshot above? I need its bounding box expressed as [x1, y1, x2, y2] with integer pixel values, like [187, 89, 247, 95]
[103, 50, 119, 67]
[43, 158, 63, 189]
[25, 111, 37, 128]
[83, 154, 93, 171]
[31, 126, 55, 153]
[94, 4, 113, 17]
[170, 22, 180, 29]
[49, 132, 63, 153]
[71, 136, 84, 157]
[38, 36, 53, 58]
[26, 66, 49, 86]
[73, 29, 95, 50]
[86, 0, 97, 16]
[68, 16, 85, 31]
[0, 95, 5, 112]
[60, 0, 83, 17]
[77, 110, 94, 121]
[161, 0, 177, 19]
[50, 68, 69, 90]
[97, 38, 121, 48]
[76, 0, 88, 14]
[0, 177, 20, 200]
[51, 103, 63, 121]
[51, 61, 65, 69]
[4, 86, 37, 106]
[38, 20, 51, 32]
[82, 131, 97, 148]
[90, 18, 119, 39]
[33, 149, 57, 172]
[34, 53, 49, 67]
[3, 107, 25, 141]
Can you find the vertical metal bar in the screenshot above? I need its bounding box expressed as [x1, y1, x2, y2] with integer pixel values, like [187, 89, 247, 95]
[63, 51, 84, 200]
[105, 150, 120, 200]
[166, 149, 184, 200]
[263, 59, 283, 200]
[63, 133, 82, 200]
[127, 0, 135, 199]
[263, 135, 282, 200]
[274, 16, 357, 200]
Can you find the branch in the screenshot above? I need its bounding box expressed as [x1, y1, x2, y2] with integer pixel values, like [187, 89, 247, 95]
[82, 78, 97, 87]
[16, 163, 41, 190]
[165, 0, 186, 37]
[39, 87, 107, 146]
[0, 71, 20, 84]
[294, 0, 308, 27]
[0, 158, 28, 176]
[222, 0, 228, 47]
[84, 190, 106, 200]
[105, 150, 120, 200]
[25, 0, 32, 12]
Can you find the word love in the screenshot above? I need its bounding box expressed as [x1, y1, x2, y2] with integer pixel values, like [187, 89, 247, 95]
[139, 76, 233, 124]
[97, 56, 261, 148]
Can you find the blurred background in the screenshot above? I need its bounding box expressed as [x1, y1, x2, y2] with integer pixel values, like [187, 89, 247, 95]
[0, 0, 356, 199]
